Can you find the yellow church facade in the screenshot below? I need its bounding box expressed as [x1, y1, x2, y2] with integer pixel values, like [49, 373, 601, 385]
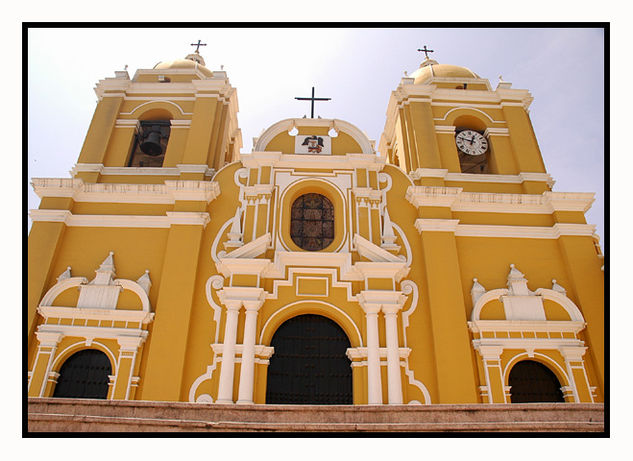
[27, 49, 604, 407]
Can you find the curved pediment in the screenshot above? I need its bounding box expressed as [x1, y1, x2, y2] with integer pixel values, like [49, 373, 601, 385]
[252, 118, 375, 155]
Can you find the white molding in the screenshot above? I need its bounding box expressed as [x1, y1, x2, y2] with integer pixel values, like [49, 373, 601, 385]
[414, 218, 460, 233]
[29, 209, 72, 223]
[468, 320, 586, 335]
[455, 223, 596, 239]
[166, 211, 210, 227]
[346, 347, 411, 360]
[258, 299, 363, 348]
[37, 305, 154, 324]
[99, 167, 181, 176]
[243, 152, 385, 171]
[70, 163, 104, 175]
[37, 323, 149, 344]
[176, 164, 212, 174]
[252, 118, 375, 155]
[32, 178, 221, 204]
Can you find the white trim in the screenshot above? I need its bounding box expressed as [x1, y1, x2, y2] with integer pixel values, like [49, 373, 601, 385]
[253, 118, 375, 155]
[409, 168, 555, 188]
[37, 305, 154, 324]
[37, 323, 149, 346]
[413, 218, 596, 239]
[258, 299, 363, 348]
[32, 178, 221, 204]
[414, 218, 460, 233]
[455, 223, 596, 239]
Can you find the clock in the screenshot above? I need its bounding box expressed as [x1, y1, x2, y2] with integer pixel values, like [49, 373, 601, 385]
[455, 130, 488, 156]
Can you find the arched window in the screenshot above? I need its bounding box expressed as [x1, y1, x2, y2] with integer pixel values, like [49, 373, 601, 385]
[266, 314, 352, 404]
[508, 360, 565, 403]
[127, 120, 171, 167]
[53, 349, 112, 399]
[455, 128, 489, 174]
[290, 193, 334, 251]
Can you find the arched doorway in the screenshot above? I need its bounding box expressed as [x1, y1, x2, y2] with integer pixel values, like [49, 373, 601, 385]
[266, 314, 352, 404]
[508, 360, 565, 403]
[53, 349, 112, 399]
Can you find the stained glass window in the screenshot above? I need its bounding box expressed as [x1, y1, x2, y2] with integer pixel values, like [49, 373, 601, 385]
[290, 193, 334, 251]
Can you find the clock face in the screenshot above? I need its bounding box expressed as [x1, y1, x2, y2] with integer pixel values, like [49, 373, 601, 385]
[455, 130, 488, 156]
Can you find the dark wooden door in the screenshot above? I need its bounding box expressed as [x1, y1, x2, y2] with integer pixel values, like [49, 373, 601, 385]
[509, 360, 565, 403]
[266, 314, 352, 404]
[53, 349, 112, 399]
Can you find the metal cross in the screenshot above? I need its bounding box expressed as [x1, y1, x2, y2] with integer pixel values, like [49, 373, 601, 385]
[417, 45, 434, 59]
[295, 87, 331, 119]
[190, 40, 207, 53]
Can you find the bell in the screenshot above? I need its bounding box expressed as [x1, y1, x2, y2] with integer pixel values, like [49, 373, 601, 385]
[140, 130, 163, 156]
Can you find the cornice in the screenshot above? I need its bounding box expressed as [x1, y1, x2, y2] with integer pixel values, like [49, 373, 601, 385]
[346, 347, 411, 360]
[243, 152, 385, 171]
[414, 219, 460, 233]
[468, 320, 586, 335]
[32, 178, 221, 204]
[37, 323, 150, 344]
[406, 186, 594, 214]
[409, 168, 555, 188]
[413, 219, 596, 239]
[29, 210, 214, 228]
[37, 305, 154, 324]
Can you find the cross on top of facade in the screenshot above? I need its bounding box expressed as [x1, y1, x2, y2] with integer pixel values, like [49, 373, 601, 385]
[417, 45, 434, 59]
[294, 86, 331, 119]
[190, 40, 207, 53]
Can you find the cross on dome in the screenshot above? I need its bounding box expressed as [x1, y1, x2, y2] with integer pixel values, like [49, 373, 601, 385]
[190, 40, 207, 54]
[417, 45, 434, 59]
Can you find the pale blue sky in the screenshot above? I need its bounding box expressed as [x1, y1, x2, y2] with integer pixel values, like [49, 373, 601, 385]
[28, 27, 604, 245]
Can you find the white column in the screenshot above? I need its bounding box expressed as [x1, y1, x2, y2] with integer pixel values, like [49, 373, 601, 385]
[216, 301, 241, 404]
[363, 305, 383, 404]
[382, 305, 403, 404]
[237, 300, 263, 404]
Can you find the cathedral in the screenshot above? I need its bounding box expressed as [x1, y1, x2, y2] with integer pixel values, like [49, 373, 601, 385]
[27, 44, 604, 424]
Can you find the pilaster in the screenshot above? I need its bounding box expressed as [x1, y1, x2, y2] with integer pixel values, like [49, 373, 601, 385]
[29, 331, 63, 397]
[473, 345, 506, 403]
[112, 336, 146, 400]
[139, 215, 208, 401]
[77, 96, 124, 168]
[27, 221, 66, 346]
[416, 220, 479, 403]
[556, 235, 604, 393]
[182, 97, 219, 165]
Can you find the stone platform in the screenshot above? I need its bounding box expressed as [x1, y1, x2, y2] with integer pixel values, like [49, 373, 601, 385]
[27, 398, 605, 433]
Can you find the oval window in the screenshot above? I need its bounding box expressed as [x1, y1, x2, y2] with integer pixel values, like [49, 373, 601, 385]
[290, 193, 334, 251]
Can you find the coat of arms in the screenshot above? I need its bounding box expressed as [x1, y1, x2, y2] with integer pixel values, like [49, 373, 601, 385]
[301, 135, 324, 153]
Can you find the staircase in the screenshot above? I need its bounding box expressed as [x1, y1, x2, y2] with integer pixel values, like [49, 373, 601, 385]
[27, 398, 604, 433]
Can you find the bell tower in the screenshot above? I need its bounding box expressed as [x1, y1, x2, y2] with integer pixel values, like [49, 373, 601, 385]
[379, 53, 550, 195]
[73, 47, 242, 182]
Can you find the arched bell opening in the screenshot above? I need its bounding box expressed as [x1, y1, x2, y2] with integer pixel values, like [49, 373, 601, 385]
[508, 360, 565, 403]
[52, 349, 112, 399]
[265, 314, 353, 405]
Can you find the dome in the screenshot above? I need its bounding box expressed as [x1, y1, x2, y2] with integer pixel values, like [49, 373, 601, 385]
[409, 59, 479, 84]
[153, 53, 213, 77]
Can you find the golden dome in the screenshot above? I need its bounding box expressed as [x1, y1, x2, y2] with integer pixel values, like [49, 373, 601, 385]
[153, 53, 213, 77]
[409, 59, 479, 84]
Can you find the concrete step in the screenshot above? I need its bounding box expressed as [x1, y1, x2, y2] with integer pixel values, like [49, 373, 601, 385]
[27, 398, 605, 433]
